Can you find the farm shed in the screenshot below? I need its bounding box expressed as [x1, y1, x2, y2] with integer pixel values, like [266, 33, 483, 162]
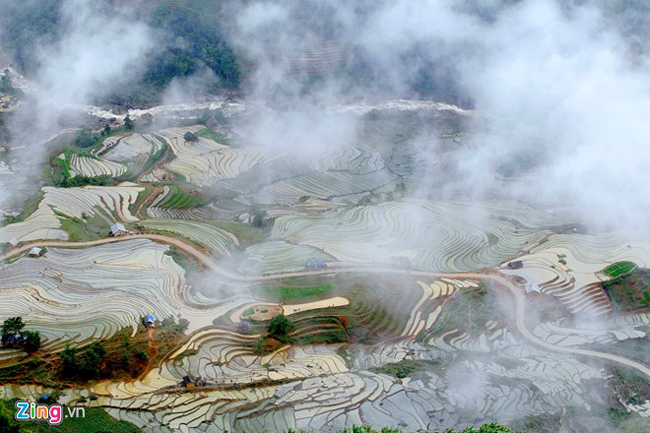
[306, 258, 327, 270]
[28, 247, 42, 257]
[110, 222, 128, 237]
[507, 260, 524, 269]
[181, 375, 205, 388]
[143, 315, 155, 328]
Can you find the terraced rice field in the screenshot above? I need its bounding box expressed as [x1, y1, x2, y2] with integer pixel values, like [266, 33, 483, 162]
[0, 240, 184, 357]
[145, 185, 212, 219]
[407, 279, 477, 341]
[0, 239, 246, 364]
[140, 167, 167, 182]
[155, 185, 206, 209]
[98, 133, 162, 162]
[60, 338, 606, 432]
[68, 153, 127, 178]
[215, 145, 387, 197]
[0, 255, 645, 432]
[3, 118, 649, 432]
[501, 234, 650, 317]
[261, 199, 552, 272]
[256, 169, 398, 205]
[0, 184, 143, 243]
[243, 241, 335, 274]
[40, 184, 143, 222]
[532, 313, 649, 347]
[141, 219, 239, 256]
[158, 126, 274, 185]
[0, 203, 67, 243]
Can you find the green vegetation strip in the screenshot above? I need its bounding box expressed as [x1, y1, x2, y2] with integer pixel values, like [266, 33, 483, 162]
[603, 261, 637, 277]
[370, 359, 446, 379]
[157, 186, 206, 209]
[56, 212, 110, 243]
[241, 307, 255, 317]
[195, 127, 228, 144]
[256, 284, 333, 300]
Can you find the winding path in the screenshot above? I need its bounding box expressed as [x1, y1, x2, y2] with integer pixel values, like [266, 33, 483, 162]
[2, 234, 649, 378]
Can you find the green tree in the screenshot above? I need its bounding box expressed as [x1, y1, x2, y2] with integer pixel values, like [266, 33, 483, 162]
[183, 131, 198, 142]
[82, 341, 107, 376]
[102, 124, 111, 136]
[0, 73, 12, 94]
[59, 345, 78, 373]
[254, 337, 265, 354]
[1, 317, 25, 339]
[74, 128, 96, 148]
[134, 348, 148, 362]
[250, 202, 269, 228]
[124, 115, 134, 131]
[0, 401, 19, 433]
[23, 330, 41, 353]
[160, 317, 189, 333]
[121, 346, 132, 368]
[268, 314, 296, 338]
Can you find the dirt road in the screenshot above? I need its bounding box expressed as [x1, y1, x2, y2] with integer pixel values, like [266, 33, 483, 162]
[3, 235, 649, 378]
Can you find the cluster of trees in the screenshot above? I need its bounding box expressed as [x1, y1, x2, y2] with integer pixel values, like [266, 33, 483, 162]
[56, 317, 188, 382]
[60, 342, 106, 377]
[59, 338, 149, 381]
[255, 314, 296, 354]
[56, 174, 113, 188]
[268, 314, 296, 338]
[144, 7, 239, 89]
[101, 124, 112, 137]
[160, 316, 190, 333]
[124, 115, 134, 131]
[1, 317, 41, 353]
[108, 7, 240, 106]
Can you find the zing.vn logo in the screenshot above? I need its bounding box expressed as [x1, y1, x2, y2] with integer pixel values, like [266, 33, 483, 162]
[15, 401, 86, 425]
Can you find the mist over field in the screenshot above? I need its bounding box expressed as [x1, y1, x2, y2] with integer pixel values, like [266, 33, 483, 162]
[227, 0, 650, 229]
[0, 0, 648, 228]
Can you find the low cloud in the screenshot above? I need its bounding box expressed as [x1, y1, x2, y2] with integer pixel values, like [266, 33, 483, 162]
[6, 0, 155, 152]
[226, 0, 649, 229]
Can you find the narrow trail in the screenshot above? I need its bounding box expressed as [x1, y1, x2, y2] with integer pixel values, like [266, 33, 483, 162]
[3, 235, 649, 378]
